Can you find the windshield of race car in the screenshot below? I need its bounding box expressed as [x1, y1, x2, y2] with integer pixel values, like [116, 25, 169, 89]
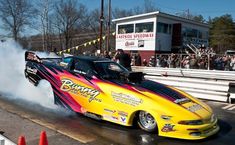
[94, 61, 128, 79]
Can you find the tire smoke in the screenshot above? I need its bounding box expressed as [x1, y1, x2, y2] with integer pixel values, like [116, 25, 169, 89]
[0, 39, 59, 110]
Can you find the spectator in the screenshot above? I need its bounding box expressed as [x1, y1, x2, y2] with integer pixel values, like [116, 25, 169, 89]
[189, 54, 198, 69]
[223, 56, 231, 71]
[131, 55, 135, 66]
[109, 47, 233, 71]
[175, 55, 180, 68]
[169, 53, 177, 68]
[114, 49, 132, 71]
[149, 55, 156, 67]
[103, 50, 111, 59]
[198, 58, 206, 69]
[156, 55, 161, 67]
[143, 59, 148, 66]
[230, 55, 235, 71]
[183, 56, 190, 69]
[160, 55, 168, 68]
[135, 53, 142, 66]
[214, 57, 223, 70]
[108, 51, 113, 58]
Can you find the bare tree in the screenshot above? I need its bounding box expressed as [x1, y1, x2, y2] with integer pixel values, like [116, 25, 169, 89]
[52, 0, 86, 50]
[112, 0, 159, 19]
[143, 0, 159, 13]
[112, 8, 133, 19]
[176, 10, 205, 23]
[85, 9, 101, 35]
[0, 0, 35, 41]
[35, 0, 53, 51]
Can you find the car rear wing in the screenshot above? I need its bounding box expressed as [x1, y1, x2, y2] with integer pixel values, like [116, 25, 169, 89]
[25, 51, 64, 65]
[25, 51, 42, 63]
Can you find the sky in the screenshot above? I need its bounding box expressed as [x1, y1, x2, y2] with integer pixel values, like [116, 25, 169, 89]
[1, 0, 234, 37]
[79, 0, 235, 20]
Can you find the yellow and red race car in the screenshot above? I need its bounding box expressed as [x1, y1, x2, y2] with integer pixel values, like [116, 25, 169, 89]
[24, 51, 219, 140]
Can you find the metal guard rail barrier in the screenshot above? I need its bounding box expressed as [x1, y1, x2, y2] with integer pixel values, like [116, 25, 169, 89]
[132, 66, 235, 103]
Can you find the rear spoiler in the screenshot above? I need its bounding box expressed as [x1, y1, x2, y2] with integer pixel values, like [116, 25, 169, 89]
[25, 51, 42, 63]
[25, 51, 63, 63]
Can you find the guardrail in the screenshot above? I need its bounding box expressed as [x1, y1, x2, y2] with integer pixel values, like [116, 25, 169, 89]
[132, 66, 235, 103]
[133, 66, 235, 81]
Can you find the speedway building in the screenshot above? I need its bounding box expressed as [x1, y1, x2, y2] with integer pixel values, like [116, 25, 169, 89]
[113, 11, 209, 60]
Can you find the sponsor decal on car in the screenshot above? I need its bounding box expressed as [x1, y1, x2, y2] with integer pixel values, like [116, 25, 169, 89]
[111, 92, 143, 106]
[119, 116, 127, 124]
[60, 79, 101, 102]
[174, 98, 190, 104]
[103, 115, 119, 122]
[26, 52, 41, 63]
[161, 124, 175, 132]
[104, 108, 116, 114]
[118, 111, 128, 117]
[26, 66, 37, 75]
[187, 104, 203, 112]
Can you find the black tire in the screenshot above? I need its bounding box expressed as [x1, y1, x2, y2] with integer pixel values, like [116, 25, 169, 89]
[137, 111, 157, 133]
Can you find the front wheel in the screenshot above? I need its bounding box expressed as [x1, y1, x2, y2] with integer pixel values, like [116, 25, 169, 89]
[137, 111, 157, 132]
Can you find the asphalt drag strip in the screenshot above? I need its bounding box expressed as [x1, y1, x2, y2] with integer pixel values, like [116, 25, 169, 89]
[0, 95, 113, 145]
[0, 98, 91, 145]
[1, 94, 235, 145]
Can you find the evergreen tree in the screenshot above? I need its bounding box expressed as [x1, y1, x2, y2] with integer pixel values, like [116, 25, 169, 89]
[210, 14, 235, 53]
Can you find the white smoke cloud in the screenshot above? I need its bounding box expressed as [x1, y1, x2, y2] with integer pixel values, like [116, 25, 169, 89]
[0, 39, 59, 110]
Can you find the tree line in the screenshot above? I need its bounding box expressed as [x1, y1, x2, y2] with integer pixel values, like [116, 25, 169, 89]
[0, 0, 234, 53]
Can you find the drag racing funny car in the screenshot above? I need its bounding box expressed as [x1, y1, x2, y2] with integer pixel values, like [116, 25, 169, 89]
[24, 51, 219, 140]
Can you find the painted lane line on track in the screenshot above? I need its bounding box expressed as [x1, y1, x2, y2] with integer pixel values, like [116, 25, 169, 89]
[222, 104, 235, 110]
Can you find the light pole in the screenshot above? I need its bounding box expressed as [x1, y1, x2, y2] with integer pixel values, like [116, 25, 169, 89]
[106, 0, 111, 52]
[99, 0, 104, 53]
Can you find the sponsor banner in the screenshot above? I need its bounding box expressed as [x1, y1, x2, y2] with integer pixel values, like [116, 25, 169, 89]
[138, 40, 144, 47]
[123, 40, 145, 48]
[125, 40, 137, 47]
[115, 32, 155, 50]
[116, 33, 155, 40]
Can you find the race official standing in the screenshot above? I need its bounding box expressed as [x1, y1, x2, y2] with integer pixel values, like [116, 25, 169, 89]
[114, 49, 132, 71]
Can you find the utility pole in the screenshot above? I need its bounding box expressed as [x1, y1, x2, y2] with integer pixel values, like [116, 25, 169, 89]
[99, 0, 104, 53]
[186, 9, 190, 19]
[106, 0, 111, 52]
